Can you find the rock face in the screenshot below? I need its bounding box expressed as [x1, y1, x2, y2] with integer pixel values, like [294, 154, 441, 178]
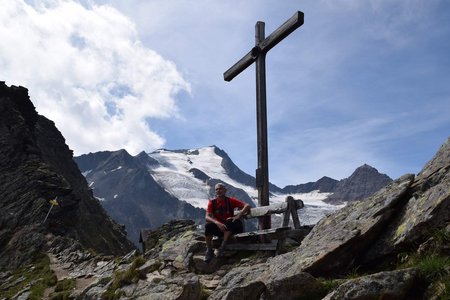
[323, 268, 419, 300]
[0, 82, 135, 270]
[283, 176, 339, 194]
[74, 149, 205, 245]
[326, 164, 393, 203]
[283, 164, 392, 204]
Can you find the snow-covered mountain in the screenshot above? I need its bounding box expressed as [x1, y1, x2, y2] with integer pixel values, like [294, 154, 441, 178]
[148, 146, 258, 209]
[146, 146, 341, 224]
[74, 145, 391, 244]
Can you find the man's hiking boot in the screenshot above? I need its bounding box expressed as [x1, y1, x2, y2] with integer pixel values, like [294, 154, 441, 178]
[217, 241, 227, 258]
[204, 248, 214, 262]
[217, 247, 225, 258]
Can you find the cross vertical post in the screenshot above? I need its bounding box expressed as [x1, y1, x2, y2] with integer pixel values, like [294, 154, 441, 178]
[255, 21, 271, 230]
[224, 11, 304, 231]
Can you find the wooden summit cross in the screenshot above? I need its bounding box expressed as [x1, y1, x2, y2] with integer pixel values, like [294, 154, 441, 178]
[224, 11, 304, 230]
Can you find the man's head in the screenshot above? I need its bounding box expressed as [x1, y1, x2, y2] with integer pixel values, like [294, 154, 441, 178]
[215, 183, 227, 198]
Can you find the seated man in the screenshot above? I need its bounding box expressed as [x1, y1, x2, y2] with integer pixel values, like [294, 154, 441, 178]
[204, 183, 250, 262]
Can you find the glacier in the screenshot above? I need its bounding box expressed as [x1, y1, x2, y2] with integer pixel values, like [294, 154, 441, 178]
[147, 146, 343, 225]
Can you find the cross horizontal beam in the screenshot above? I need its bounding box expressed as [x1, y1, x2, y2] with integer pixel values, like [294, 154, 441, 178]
[223, 11, 304, 82]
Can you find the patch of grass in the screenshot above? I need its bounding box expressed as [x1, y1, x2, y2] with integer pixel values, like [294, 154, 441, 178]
[417, 255, 450, 281]
[132, 255, 146, 269]
[432, 228, 450, 246]
[102, 289, 126, 300]
[102, 255, 147, 299]
[199, 286, 213, 300]
[395, 228, 450, 298]
[316, 278, 343, 296]
[0, 253, 57, 299]
[54, 278, 76, 292]
[49, 277, 77, 299]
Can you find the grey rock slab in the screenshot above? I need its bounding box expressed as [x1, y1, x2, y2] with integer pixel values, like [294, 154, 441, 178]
[323, 268, 418, 300]
[362, 137, 450, 264]
[290, 174, 414, 276]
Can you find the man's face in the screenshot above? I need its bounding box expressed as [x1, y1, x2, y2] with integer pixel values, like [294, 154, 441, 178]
[215, 186, 226, 198]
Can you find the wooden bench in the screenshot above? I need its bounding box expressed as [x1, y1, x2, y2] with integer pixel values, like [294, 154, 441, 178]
[218, 196, 312, 253]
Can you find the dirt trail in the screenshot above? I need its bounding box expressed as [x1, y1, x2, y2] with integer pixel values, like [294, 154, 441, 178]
[42, 253, 97, 299]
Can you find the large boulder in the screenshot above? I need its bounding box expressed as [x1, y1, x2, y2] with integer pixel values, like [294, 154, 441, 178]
[361, 137, 450, 266]
[273, 174, 414, 277]
[210, 259, 323, 300]
[323, 268, 419, 300]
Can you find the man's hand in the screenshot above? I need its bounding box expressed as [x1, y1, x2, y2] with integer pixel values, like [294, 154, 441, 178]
[228, 204, 250, 222]
[216, 222, 228, 232]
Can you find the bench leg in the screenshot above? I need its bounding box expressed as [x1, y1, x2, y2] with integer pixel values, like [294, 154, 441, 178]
[275, 239, 285, 255]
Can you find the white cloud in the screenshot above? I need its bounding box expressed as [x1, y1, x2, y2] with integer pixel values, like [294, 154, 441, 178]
[0, 0, 190, 155]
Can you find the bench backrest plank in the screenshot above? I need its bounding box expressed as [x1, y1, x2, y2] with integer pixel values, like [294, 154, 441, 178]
[236, 198, 304, 219]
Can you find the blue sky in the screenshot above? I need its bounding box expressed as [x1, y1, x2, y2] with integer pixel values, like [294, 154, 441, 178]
[1, 0, 449, 187]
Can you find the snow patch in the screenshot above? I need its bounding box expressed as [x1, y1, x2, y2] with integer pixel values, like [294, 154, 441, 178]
[82, 170, 92, 176]
[111, 166, 122, 172]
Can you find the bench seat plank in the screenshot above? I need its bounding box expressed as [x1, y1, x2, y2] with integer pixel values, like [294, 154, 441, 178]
[226, 241, 278, 251]
[234, 226, 291, 241]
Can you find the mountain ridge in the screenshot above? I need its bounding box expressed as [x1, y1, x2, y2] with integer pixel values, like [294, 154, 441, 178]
[0, 82, 135, 270]
[75, 146, 392, 244]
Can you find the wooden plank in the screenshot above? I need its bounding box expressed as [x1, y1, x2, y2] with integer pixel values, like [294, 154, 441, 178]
[246, 202, 288, 218]
[282, 207, 290, 227]
[287, 227, 313, 240]
[223, 48, 258, 81]
[235, 199, 303, 219]
[223, 11, 304, 82]
[259, 11, 304, 53]
[234, 227, 291, 241]
[287, 196, 301, 229]
[226, 241, 278, 251]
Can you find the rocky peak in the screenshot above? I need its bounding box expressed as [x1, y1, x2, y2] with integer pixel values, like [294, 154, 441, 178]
[325, 164, 393, 203]
[282, 176, 339, 194]
[0, 82, 135, 270]
[136, 150, 159, 166]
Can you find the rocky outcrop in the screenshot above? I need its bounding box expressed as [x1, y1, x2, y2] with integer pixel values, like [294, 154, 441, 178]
[361, 137, 450, 267]
[282, 164, 392, 204]
[0, 82, 135, 270]
[323, 268, 420, 300]
[326, 164, 393, 203]
[208, 137, 450, 299]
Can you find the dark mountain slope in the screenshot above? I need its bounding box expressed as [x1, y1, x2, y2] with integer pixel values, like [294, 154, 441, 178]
[325, 164, 393, 203]
[0, 82, 135, 270]
[76, 150, 205, 245]
[283, 176, 339, 194]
